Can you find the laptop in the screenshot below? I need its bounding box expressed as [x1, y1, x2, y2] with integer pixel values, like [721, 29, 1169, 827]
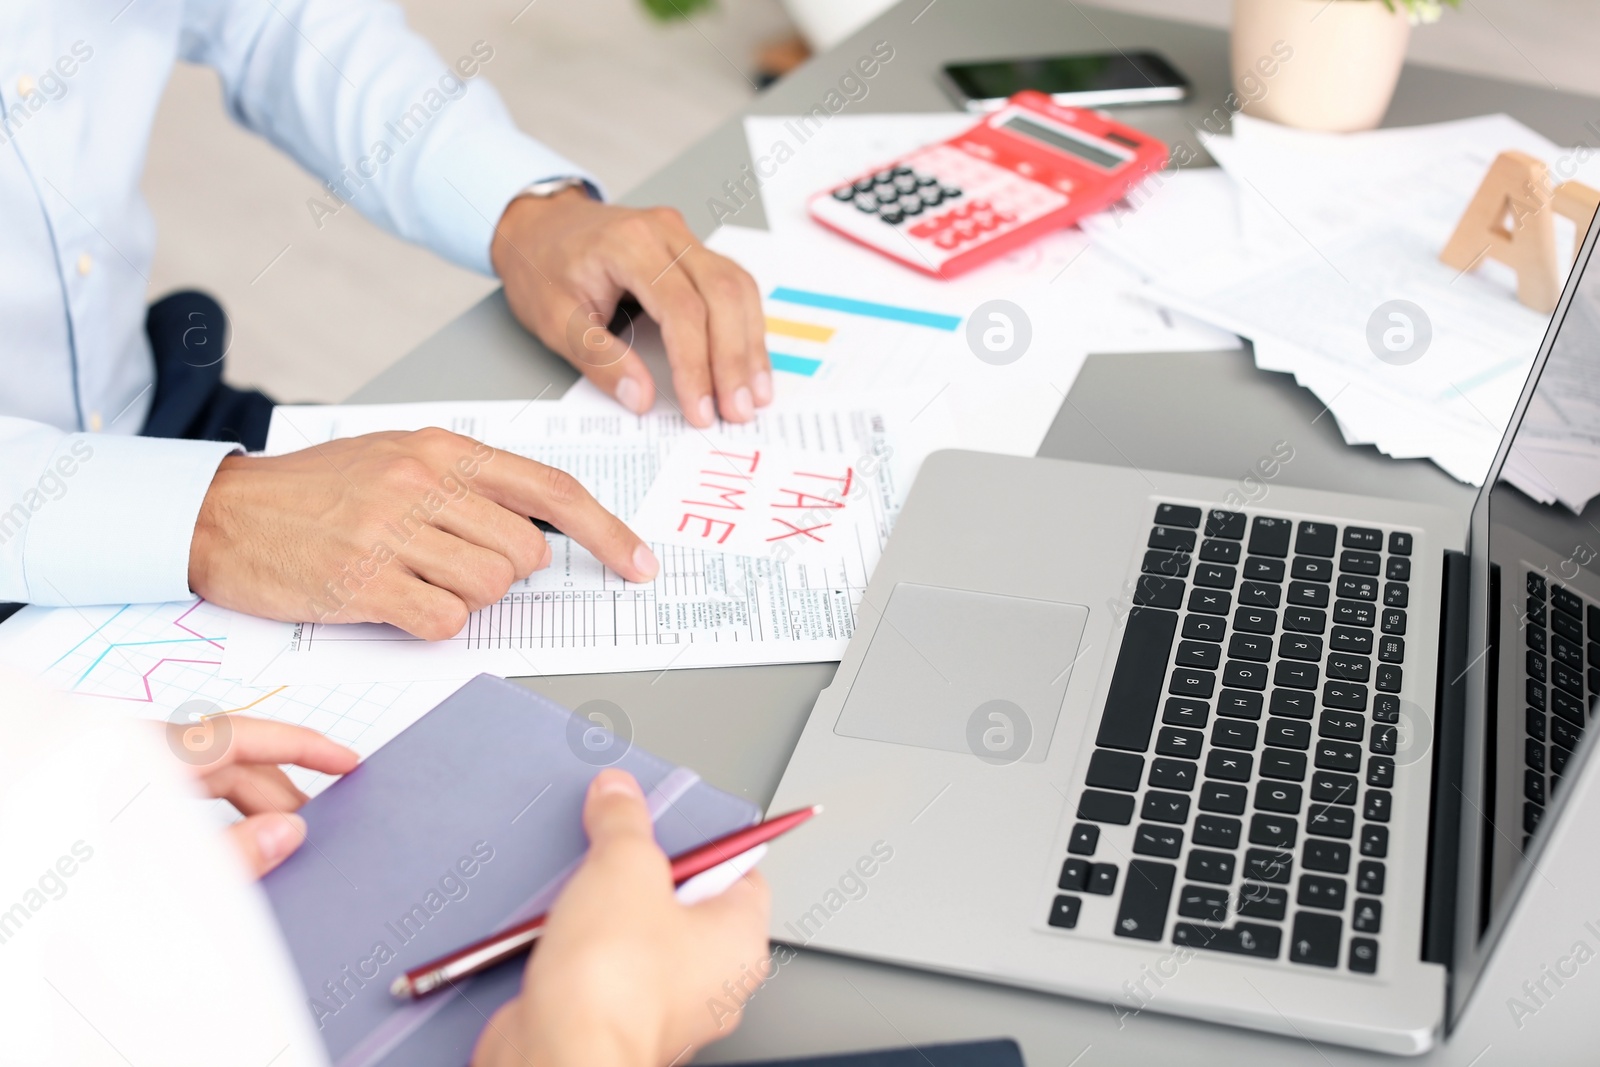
[762, 215, 1600, 1053]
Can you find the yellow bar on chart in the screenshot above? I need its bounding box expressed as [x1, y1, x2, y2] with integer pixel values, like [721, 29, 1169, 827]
[765, 316, 836, 343]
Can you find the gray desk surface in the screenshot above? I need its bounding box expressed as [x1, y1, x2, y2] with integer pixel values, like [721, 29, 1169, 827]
[351, 2, 1600, 1061]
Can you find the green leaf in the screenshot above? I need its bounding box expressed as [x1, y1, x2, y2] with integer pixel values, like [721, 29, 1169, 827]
[638, 0, 716, 20]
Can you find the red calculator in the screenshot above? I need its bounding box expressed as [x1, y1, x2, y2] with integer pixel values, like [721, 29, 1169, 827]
[807, 91, 1168, 279]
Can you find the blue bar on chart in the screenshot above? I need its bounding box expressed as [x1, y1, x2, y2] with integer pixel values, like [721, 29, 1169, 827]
[769, 352, 823, 377]
[768, 287, 963, 331]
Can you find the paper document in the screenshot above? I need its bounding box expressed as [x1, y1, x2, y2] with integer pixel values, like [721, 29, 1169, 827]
[222, 398, 942, 684]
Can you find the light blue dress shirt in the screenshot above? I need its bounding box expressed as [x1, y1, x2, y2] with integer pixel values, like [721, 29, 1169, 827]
[0, 0, 593, 607]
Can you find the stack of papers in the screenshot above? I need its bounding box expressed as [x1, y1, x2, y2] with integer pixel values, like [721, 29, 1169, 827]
[1083, 113, 1600, 486]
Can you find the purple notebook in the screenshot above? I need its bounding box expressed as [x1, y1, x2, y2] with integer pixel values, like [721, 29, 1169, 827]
[261, 673, 761, 1067]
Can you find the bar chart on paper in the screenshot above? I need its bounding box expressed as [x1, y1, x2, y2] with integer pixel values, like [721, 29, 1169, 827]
[763, 285, 964, 389]
[0, 600, 461, 793]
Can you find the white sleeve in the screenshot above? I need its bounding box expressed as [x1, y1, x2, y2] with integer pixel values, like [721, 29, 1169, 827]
[180, 0, 602, 275]
[0, 418, 236, 605]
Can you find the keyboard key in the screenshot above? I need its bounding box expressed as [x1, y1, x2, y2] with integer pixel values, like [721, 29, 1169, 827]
[1334, 600, 1376, 627]
[1529, 572, 1547, 598]
[1156, 727, 1204, 759]
[1149, 526, 1196, 552]
[1068, 823, 1100, 855]
[1113, 859, 1175, 940]
[1059, 858, 1090, 891]
[1193, 814, 1242, 849]
[1175, 640, 1221, 670]
[1273, 633, 1324, 659]
[1237, 580, 1280, 607]
[1157, 504, 1202, 528]
[1330, 626, 1374, 654]
[1382, 609, 1406, 635]
[1527, 769, 1549, 806]
[1337, 574, 1379, 601]
[1375, 664, 1403, 693]
[1200, 538, 1242, 564]
[1097, 607, 1178, 752]
[1551, 584, 1582, 619]
[1352, 897, 1383, 933]
[1270, 690, 1316, 719]
[1551, 744, 1573, 775]
[1291, 556, 1334, 583]
[1266, 718, 1311, 750]
[1313, 772, 1360, 805]
[1527, 708, 1546, 742]
[1289, 910, 1342, 967]
[1243, 557, 1287, 583]
[1288, 581, 1330, 608]
[1230, 633, 1274, 662]
[1527, 738, 1547, 773]
[1284, 607, 1327, 634]
[1260, 748, 1308, 781]
[1249, 516, 1293, 558]
[1237, 883, 1288, 920]
[1386, 557, 1411, 582]
[1177, 884, 1230, 921]
[1367, 756, 1395, 788]
[1163, 698, 1208, 728]
[1186, 849, 1237, 884]
[1388, 531, 1412, 555]
[1173, 921, 1281, 958]
[1307, 803, 1354, 839]
[1142, 791, 1191, 824]
[1384, 582, 1409, 608]
[1553, 612, 1582, 642]
[1250, 813, 1297, 848]
[1077, 789, 1135, 824]
[1326, 654, 1370, 683]
[1188, 588, 1232, 616]
[1373, 694, 1401, 723]
[1205, 509, 1246, 539]
[1150, 757, 1197, 791]
[1200, 781, 1248, 814]
[1254, 780, 1302, 814]
[1357, 860, 1386, 895]
[1133, 823, 1185, 858]
[1182, 614, 1226, 642]
[1302, 839, 1351, 874]
[1089, 863, 1119, 895]
[1218, 689, 1264, 721]
[1223, 661, 1269, 691]
[1086, 750, 1145, 791]
[1143, 549, 1192, 577]
[1244, 848, 1294, 883]
[1048, 894, 1082, 929]
[1195, 563, 1238, 589]
[1323, 682, 1368, 711]
[1340, 549, 1381, 576]
[1133, 576, 1185, 609]
[1274, 661, 1320, 690]
[1207, 750, 1254, 782]
[1298, 874, 1347, 910]
[1295, 522, 1338, 557]
[1364, 789, 1392, 822]
[1350, 937, 1379, 974]
[1343, 527, 1382, 550]
[1370, 725, 1398, 756]
[1378, 636, 1405, 663]
[1360, 825, 1389, 857]
[1314, 740, 1363, 773]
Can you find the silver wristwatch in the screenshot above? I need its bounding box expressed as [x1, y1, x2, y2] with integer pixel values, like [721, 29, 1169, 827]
[515, 175, 595, 201]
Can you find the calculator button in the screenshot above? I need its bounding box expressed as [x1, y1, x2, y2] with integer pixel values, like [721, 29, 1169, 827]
[892, 164, 914, 177]
[831, 186, 855, 201]
[878, 208, 904, 225]
[872, 169, 893, 183]
[919, 187, 944, 207]
[916, 172, 938, 186]
[873, 183, 898, 201]
[853, 194, 878, 212]
[941, 186, 962, 199]
[897, 197, 924, 216]
[852, 177, 875, 193]
[893, 174, 917, 194]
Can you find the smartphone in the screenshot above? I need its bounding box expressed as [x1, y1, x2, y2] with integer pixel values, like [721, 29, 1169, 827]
[939, 51, 1190, 113]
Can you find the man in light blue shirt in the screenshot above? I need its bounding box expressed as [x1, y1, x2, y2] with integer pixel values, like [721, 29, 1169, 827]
[1, 0, 773, 635]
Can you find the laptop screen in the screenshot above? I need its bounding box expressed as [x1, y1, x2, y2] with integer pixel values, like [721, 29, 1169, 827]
[1458, 211, 1600, 1016]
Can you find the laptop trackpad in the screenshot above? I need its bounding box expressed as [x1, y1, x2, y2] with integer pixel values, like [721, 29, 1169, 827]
[835, 583, 1089, 764]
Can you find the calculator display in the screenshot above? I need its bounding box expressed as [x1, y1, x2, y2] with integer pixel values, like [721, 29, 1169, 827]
[998, 114, 1126, 170]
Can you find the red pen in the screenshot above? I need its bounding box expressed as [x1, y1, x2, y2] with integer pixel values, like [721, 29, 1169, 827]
[390, 804, 821, 999]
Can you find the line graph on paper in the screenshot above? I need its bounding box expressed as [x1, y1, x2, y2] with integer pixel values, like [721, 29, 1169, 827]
[0, 599, 462, 789]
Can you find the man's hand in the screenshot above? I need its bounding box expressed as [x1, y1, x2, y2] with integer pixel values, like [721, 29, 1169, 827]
[189, 428, 660, 640]
[473, 770, 772, 1067]
[165, 714, 359, 878]
[492, 190, 772, 428]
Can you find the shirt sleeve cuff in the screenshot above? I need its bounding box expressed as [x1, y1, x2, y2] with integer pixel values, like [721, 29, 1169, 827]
[23, 436, 239, 607]
[420, 123, 605, 275]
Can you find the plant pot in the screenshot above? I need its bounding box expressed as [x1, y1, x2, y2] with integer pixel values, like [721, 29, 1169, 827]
[1232, 0, 1412, 132]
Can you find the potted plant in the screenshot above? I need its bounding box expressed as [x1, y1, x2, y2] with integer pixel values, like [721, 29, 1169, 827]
[1231, 0, 1459, 132]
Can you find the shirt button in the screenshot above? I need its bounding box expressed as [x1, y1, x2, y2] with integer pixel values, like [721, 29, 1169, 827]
[88, 411, 103, 432]
[76, 252, 93, 276]
[17, 74, 35, 97]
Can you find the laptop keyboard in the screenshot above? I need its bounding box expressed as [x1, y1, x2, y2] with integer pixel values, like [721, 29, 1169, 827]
[1049, 503, 1414, 975]
[1522, 570, 1595, 845]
